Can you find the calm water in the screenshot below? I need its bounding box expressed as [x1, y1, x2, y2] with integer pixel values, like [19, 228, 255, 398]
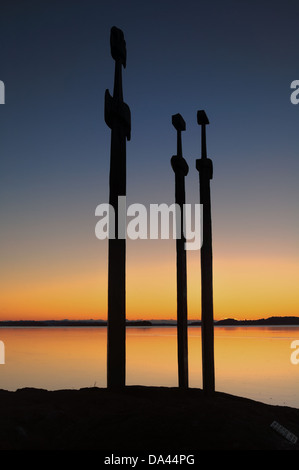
[1, 326, 299, 408]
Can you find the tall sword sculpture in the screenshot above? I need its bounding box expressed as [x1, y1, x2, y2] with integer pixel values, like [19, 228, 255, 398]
[105, 27, 131, 389]
[171, 113, 189, 389]
[195, 110, 215, 394]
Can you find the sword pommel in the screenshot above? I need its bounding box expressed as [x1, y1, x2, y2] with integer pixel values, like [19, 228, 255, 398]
[197, 110, 209, 126]
[110, 26, 127, 68]
[172, 113, 186, 132]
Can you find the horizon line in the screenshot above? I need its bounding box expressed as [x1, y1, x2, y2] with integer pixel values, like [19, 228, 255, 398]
[1, 315, 299, 324]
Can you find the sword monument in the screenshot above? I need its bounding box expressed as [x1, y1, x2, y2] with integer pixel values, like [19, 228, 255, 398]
[196, 110, 215, 394]
[105, 27, 131, 389]
[171, 113, 189, 389]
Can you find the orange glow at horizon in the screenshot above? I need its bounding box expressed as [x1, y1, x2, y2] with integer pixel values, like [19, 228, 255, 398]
[1, 243, 298, 321]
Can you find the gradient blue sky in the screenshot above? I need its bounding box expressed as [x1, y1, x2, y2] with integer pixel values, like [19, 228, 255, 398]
[0, 0, 298, 320]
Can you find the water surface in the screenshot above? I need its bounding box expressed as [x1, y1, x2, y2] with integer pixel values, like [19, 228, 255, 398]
[1, 326, 299, 408]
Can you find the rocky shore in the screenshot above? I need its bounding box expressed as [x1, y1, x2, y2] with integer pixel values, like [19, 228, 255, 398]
[0, 386, 299, 451]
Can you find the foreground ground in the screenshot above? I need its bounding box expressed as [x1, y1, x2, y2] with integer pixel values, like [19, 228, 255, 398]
[0, 386, 299, 450]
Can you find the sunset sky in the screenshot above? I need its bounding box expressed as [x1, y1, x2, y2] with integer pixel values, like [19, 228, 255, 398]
[0, 0, 298, 321]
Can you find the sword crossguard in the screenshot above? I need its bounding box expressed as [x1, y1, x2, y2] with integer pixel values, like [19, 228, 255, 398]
[171, 155, 189, 176]
[196, 158, 213, 180]
[105, 89, 131, 140]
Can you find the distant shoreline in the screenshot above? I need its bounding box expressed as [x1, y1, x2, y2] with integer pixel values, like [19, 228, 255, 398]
[1, 316, 299, 327]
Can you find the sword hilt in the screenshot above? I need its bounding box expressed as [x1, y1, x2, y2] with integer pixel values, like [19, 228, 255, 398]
[171, 113, 188, 176]
[197, 110, 209, 159]
[172, 113, 186, 158]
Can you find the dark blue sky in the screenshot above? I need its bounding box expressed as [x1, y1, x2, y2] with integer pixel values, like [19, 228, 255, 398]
[0, 0, 298, 319]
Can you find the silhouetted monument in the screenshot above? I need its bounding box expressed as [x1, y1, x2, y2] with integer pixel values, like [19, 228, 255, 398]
[171, 113, 189, 389]
[196, 110, 215, 394]
[105, 26, 131, 389]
